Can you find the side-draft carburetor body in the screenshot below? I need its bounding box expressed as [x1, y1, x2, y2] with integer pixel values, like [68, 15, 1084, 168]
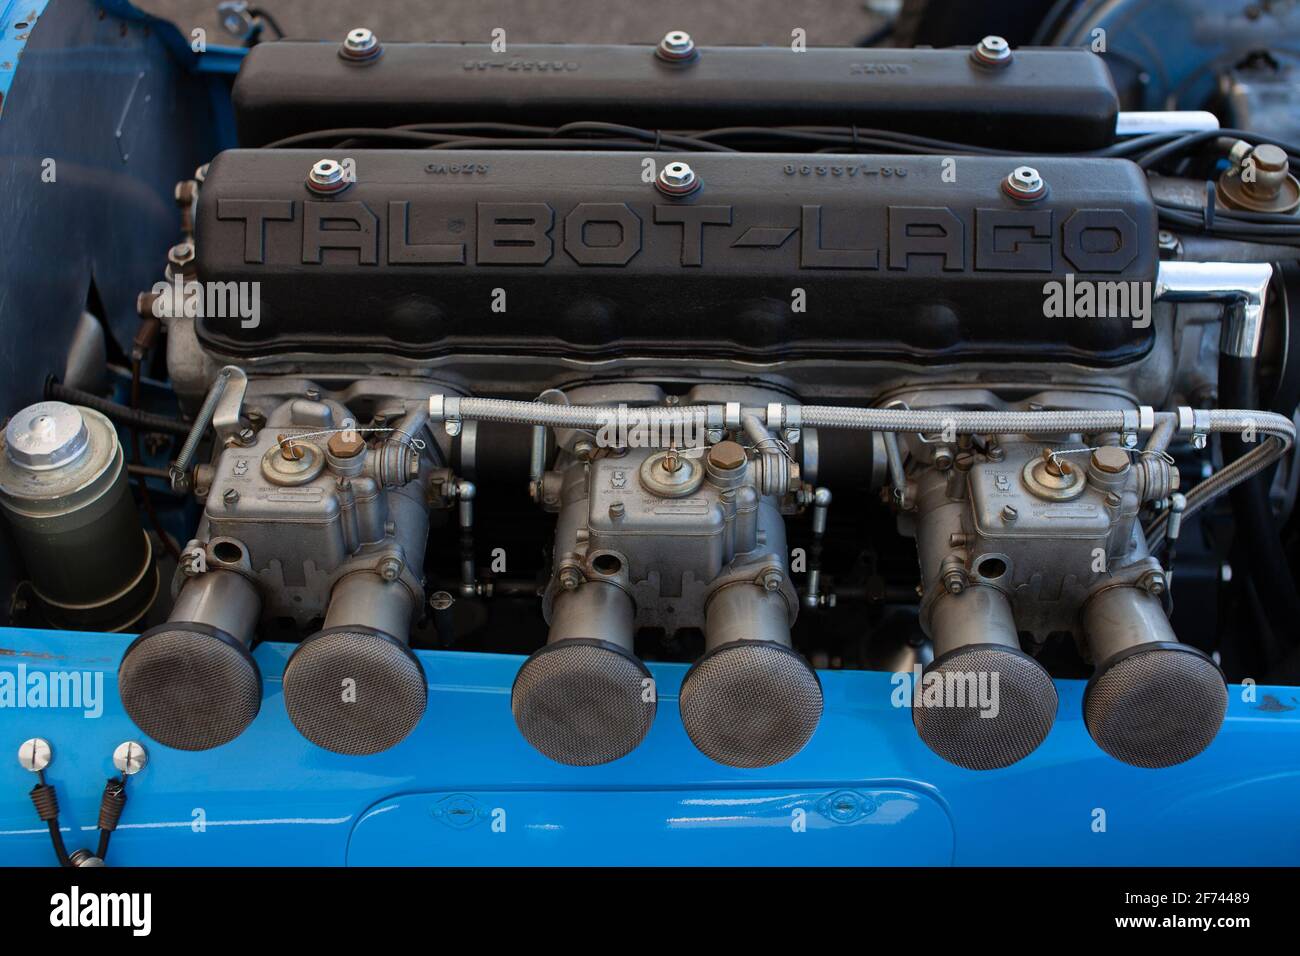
[118, 374, 460, 755]
[511, 394, 823, 768]
[900, 393, 1227, 770]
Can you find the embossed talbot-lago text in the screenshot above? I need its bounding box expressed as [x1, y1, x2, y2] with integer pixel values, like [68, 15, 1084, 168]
[215, 199, 1139, 273]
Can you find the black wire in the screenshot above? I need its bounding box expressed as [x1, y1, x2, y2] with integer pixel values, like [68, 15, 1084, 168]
[1159, 196, 1300, 225]
[130, 357, 183, 563]
[811, 139, 971, 155]
[248, 8, 284, 39]
[266, 121, 1024, 155]
[44, 380, 190, 435]
[551, 121, 735, 152]
[268, 129, 701, 152]
[47, 821, 73, 866]
[1089, 132, 1184, 157]
[789, 126, 1013, 152]
[397, 122, 559, 135]
[95, 775, 128, 862]
[1157, 206, 1300, 244]
[31, 770, 73, 867]
[256, 117, 1300, 243]
[692, 125, 1012, 154]
[429, 137, 658, 150]
[1136, 127, 1300, 170]
[265, 128, 468, 148]
[263, 120, 1300, 167]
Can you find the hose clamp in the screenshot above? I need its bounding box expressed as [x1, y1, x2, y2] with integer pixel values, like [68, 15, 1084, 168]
[1190, 408, 1212, 449]
[441, 397, 462, 437]
[1138, 406, 1156, 434]
[780, 405, 802, 445]
[1121, 409, 1140, 447]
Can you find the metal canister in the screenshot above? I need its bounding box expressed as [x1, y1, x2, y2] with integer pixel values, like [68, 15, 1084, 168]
[0, 401, 157, 630]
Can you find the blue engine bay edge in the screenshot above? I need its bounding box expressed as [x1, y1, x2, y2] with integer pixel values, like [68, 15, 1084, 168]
[1, 0, 242, 113]
[0, 626, 1297, 866]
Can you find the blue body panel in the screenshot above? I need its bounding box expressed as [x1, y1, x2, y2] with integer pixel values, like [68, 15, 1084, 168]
[1, 627, 1297, 866]
[0, 0, 51, 108]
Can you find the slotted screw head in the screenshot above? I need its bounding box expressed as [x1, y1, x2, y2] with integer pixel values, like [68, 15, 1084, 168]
[18, 738, 51, 772]
[113, 740, 149, 775]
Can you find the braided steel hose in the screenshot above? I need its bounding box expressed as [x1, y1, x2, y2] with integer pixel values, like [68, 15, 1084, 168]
[434, 395, 1294, 442]
[429, 395, 1294, 544]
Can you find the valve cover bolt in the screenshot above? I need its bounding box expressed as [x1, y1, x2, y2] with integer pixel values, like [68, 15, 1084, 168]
[656, 30, 697, 62]
[971, 35, 1012, 67]
[306, 158, 350, 195]
[340, 27, 382, 62]
[1003, 165, 1046, 201]
[656, 161, 701, 197]
[167, 241, 197, 276]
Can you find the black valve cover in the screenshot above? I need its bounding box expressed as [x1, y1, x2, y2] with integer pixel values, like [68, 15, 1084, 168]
[193, 150, 1159, 366]
[232, 42, 1120, 152]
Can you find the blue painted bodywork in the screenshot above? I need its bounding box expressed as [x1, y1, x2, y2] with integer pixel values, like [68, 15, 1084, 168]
[1, 627, 1297, 866]
[0, 0, 51, 107]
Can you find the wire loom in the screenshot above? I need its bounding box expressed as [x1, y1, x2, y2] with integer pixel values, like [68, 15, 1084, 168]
[262, 121, 1300, 247]
[24, 770, 129, 867]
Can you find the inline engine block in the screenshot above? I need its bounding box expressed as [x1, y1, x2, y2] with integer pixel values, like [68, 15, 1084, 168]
[5, 31, 1298, 783]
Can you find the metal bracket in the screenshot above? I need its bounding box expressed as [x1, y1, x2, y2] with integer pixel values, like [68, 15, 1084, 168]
[211, 365, 248, 445]
[1155, 260, 1274, 359]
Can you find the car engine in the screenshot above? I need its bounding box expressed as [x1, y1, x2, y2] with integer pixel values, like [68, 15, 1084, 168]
[4, 8, 1300, 812]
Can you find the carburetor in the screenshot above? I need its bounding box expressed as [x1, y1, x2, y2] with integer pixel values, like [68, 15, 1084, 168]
[902, 409, 1226, 771]
[512, 425, 823, 770]
[918, 439, 1179, 642]
[118, 389, 454, 756]
[200, 398, 424, 629]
